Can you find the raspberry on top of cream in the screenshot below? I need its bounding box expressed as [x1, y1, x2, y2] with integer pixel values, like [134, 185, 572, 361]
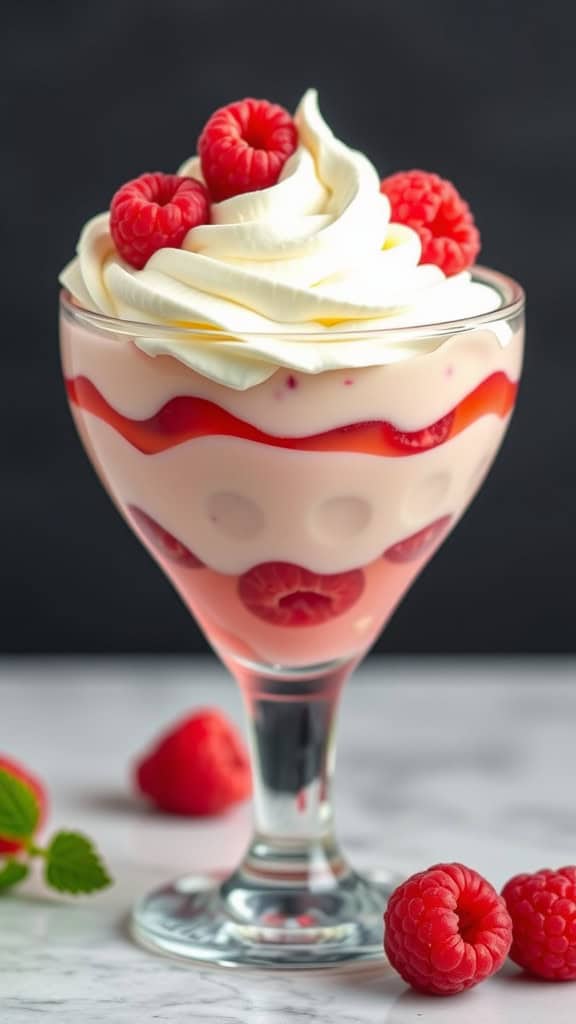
[60, 89, 505, 389]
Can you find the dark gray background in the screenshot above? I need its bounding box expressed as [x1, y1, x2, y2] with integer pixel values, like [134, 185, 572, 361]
[2, 0, 574, 654]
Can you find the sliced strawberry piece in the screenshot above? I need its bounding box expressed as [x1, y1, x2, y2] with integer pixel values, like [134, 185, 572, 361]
[238, 562, 365, 627]
[128, 506, 203, 568]
[384, 515, 452, 563]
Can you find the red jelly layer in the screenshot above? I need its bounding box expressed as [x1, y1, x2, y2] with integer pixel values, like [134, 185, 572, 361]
[65, 372, 517, 457]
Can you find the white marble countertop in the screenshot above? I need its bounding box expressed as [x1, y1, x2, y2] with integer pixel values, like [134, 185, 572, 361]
[1, 657, 575, 1022]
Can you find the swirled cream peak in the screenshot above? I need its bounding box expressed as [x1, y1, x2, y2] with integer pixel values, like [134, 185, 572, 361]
[60, 89, 502, 389]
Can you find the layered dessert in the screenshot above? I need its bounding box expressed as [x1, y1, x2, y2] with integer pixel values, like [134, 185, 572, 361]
[60, 90, 523, 669]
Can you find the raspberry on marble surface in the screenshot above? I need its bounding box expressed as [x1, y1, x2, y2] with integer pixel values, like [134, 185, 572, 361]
[384, 862, 512, 995]
[135, 710, 251, 816]
[502, 866, 576, 981]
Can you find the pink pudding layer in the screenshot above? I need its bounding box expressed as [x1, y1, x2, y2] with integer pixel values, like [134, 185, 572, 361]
[61, 317, 522, 667]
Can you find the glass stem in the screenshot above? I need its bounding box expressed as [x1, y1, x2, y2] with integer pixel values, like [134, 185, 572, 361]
[223, 658, 356, 910]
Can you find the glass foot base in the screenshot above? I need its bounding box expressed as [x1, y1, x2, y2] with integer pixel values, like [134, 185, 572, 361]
[131, 868, 401, 968]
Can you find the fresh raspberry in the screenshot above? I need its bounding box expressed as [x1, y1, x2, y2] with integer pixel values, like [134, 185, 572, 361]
[135, 710, 251, 816]
[384, 863, 513, 995]
[110, 172, 210, 269]
[383, 515, 452, 564]
[380, 170, 481, 276]
[237, 562, 365, 627]
[502, 867, 576, 980]
[198, 98, 298, 202]
[128, 506, 203, 568]
[0, 755, 47, 855]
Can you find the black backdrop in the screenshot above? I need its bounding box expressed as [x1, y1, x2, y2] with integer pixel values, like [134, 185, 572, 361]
[2, 0, 574, 654]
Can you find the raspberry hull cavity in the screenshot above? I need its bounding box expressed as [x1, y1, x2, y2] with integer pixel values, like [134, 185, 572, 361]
[199, 98, 298, 201]
[110, 173, 210, 269]
[384, 863, 513, 995]
[237, 562, 365, 627]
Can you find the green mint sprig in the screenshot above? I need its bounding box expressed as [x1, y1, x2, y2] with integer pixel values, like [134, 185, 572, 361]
[0, 767, 112, 895]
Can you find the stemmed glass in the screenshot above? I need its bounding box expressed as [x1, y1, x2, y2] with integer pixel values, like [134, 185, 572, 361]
[60, 267, 524, 967]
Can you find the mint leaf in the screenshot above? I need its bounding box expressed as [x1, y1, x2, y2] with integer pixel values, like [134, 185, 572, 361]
[0, 859, 29, 892]
[0, 768, 40, 839]
[45, 832, 112, 894]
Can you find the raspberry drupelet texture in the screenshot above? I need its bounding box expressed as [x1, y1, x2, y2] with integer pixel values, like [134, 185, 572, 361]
[384, 863, 513, 995]
[110, 172, 210, 269]
[502, 867, 576, 980]
[237, 562, 365, 627]
[135, 710, 252, 817]
[199, 98, 298, 202]
[380, 170, 481, 276]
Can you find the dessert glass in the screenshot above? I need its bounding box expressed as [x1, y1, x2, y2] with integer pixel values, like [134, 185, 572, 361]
[60, 266, 524, 967]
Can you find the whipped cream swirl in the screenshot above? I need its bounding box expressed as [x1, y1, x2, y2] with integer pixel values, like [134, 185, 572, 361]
[60, 89, 503, 389]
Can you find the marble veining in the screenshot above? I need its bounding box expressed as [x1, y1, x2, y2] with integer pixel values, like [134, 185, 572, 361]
[0, 657, 575, 1023]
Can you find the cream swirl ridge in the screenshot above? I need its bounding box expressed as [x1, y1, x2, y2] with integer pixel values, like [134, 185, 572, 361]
[60, 89, 503, 389]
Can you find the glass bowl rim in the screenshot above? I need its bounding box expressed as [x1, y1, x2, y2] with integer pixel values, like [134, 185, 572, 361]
[60, 264, 525, 342]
